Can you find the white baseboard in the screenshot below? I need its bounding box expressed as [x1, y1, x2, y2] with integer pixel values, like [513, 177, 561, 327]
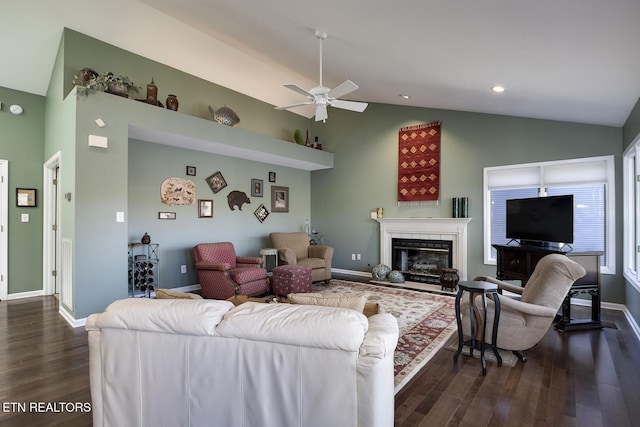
[331, 268, 372, 278]
[6, 290, 44, 300]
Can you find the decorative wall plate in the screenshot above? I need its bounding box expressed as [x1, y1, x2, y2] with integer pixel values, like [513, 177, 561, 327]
[160, 177, 196, 205]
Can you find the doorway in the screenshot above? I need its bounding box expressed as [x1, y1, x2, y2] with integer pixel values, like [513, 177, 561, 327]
[43, 152, 61, 296]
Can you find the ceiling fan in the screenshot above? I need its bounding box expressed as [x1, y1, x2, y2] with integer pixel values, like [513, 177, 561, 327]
[275, 31, 368, 122]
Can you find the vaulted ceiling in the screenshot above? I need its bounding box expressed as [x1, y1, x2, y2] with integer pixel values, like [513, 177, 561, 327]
[2, 0, 639, 126]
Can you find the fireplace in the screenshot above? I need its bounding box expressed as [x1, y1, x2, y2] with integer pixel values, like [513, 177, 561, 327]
[392, 238, 453, 284]
[377, 217, 471, 282]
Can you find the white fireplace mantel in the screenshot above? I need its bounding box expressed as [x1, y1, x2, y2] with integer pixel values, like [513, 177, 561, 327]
[376, 217, 472, 280]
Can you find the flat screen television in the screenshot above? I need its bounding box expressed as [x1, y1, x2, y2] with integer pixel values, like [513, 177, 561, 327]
[506, 195, 574, 246]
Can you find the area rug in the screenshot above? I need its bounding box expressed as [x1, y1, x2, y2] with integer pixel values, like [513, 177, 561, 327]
[315, 280, 457, 394]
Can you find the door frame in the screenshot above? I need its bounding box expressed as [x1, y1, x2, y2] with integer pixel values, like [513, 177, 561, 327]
[43, 151, 62, 296]
[0, 159, 8, 300]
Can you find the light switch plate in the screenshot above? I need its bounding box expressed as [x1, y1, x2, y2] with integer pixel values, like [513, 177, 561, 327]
[116, 211, 125, 222]
[21, 213, 29, 222]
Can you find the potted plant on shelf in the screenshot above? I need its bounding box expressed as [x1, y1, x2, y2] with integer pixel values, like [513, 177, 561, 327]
[73, 71, 140, 98]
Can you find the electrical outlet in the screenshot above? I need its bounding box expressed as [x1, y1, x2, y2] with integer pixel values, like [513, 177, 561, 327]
[180, 265, 187, 274]
[357, 254, 361, 260]
[351, 254, 356, 260]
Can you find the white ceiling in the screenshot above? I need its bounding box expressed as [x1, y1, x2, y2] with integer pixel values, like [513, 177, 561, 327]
[2, 0, 639, 126]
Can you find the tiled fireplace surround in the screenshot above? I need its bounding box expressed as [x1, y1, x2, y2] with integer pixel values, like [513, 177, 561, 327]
[376, 218, 472, 282]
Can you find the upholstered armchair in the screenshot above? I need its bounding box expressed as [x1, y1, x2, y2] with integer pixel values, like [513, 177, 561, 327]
[193, 242, 269, 300]
[269, 232, 334, 284]
[461, 253, 585, 361]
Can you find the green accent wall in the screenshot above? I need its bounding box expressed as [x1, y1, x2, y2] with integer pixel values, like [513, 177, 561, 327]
[0, 86, 45, 294]
[311, 103, 624, 303]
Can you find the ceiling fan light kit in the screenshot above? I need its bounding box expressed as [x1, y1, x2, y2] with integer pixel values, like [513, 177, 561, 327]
[276, 30, 368, 122]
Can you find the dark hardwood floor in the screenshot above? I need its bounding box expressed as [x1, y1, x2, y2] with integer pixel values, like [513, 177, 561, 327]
[1, 283, 639, 426]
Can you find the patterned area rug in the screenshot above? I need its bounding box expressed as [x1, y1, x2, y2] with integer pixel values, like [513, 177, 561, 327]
[315, 280, 457, 394]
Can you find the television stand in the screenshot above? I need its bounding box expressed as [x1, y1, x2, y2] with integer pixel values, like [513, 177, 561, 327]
[492, 244, 603, 331]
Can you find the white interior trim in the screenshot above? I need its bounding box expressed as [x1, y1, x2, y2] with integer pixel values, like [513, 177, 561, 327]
[43, 151, 62, 296]
[376, 218, 471, 280]
[0, 159, 7, 300]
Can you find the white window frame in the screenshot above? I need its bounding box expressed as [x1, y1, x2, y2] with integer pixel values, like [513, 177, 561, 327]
[483, 155, 615, 275]
[623, 137, 640, 291]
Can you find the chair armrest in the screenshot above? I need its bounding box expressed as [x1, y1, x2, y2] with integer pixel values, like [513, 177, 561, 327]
[277, 248, 297, 265]
[309, 245, 334, 259]
[495, 294, 557, 318]
[236, 256, 263, 265]
[194, 261, 231, 271]
[473, 275, 524, 295]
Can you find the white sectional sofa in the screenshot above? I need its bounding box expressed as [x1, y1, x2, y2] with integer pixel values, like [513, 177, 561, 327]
[86, 298, 399, 427]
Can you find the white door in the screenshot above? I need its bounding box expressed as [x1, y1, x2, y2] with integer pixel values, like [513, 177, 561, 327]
[0, 159, 8, 300]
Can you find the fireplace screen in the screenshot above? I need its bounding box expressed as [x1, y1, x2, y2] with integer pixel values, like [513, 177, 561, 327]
[392, 238, 453, 284]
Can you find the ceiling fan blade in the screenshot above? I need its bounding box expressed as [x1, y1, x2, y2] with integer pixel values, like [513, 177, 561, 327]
[315, 104, 328, 122]
[330, 99, 368, 112]
[275, 101, 314, 110]
[328, 80, 359, 99]
[284, 84, 314, 98]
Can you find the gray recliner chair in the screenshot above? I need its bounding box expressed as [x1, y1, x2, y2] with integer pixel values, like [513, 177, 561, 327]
[460, 253, 586, 362]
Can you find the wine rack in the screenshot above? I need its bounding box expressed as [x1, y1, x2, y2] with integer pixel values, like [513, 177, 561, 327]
[128, 243, 159, 298]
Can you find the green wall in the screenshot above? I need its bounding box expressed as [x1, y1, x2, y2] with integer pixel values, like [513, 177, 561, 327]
[128, 140, 311, 288]
[0, 87, 45, 295]
[311, 103, 624, 303]
[59, 29, 312, 318]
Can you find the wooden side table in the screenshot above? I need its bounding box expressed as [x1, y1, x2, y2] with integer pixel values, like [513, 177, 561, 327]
[453, 280, 502, 375]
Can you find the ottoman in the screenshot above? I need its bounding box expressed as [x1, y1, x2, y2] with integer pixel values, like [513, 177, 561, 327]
[272, 265, 313, 297]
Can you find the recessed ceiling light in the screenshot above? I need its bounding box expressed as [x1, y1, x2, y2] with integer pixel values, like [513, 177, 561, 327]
[492, 86, 505, 93]
[399, 94, 410, 99]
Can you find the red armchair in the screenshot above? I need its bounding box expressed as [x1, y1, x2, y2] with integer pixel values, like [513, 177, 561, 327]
[193, 242, 269, 299]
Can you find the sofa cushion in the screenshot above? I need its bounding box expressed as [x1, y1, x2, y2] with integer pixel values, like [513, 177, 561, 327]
[89, 298, 233, 336]
[216, 302, 367, 351]
[288, 292, 368, 313]
[155, 288, 203, 299]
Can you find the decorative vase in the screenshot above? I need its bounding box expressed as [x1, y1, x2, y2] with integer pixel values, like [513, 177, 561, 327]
[146, 78, 158, 105]
[372, 264, 391, 281]
[107, 83, 129, 98]
[388, 270, 405, 283]
[141, 233, 151, 244]
[439, 268, 459, 291]
[166, 94, 179, 111]
[77, 67, 98, 83]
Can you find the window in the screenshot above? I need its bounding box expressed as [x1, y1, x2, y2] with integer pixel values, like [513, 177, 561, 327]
[624, 140, 640, 289]
[484, 156, 615, 275]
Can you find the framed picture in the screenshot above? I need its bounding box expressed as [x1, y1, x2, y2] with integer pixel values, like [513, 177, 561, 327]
[186, 165, 196, 176]
[251, 179, 263, 197]
[16, 188, 37, 207]
[271, 186, 289, 213]
[254, 203, 269, 223]
[206, 171, 227, 194]
[198, 199, 213, 218]
[269, 171, 276, 183]
[158, 212, 176, 220]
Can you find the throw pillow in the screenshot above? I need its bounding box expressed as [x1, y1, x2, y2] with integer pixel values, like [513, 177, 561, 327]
[288, 292, 367, 313]
[155, 288, 203, 300]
